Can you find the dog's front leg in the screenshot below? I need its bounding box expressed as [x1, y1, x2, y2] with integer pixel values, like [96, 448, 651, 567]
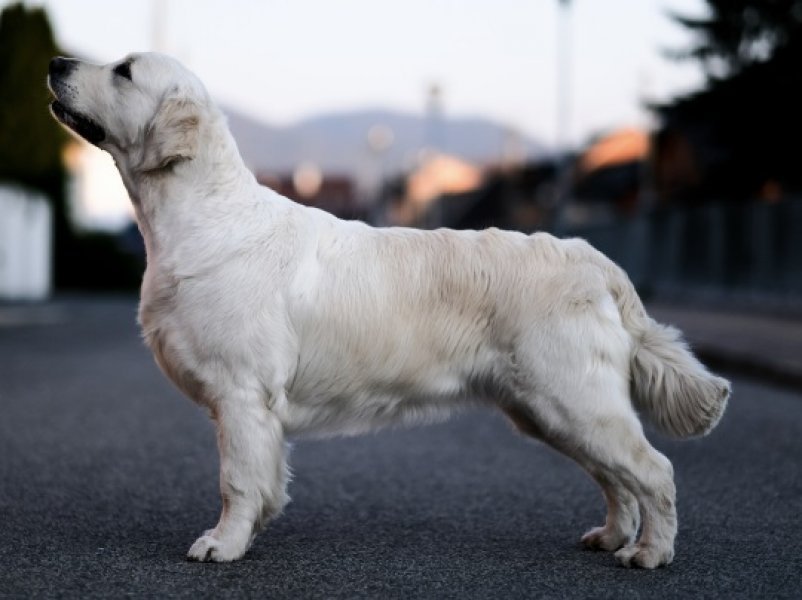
[188, 390, 290, 562]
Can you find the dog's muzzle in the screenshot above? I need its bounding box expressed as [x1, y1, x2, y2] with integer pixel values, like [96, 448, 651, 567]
[48, 56, 106, 146]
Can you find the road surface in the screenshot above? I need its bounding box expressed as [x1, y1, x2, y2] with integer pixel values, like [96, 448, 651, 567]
[1, 297, 800, 598]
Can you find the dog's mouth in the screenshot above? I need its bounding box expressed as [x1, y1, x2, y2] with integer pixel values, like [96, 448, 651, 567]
[50, 100, 106, 145]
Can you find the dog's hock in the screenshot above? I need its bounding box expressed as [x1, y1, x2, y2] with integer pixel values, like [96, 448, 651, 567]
[139, 95, 200, 172]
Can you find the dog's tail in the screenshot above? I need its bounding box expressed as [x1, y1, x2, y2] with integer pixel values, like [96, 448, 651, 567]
[599, 256, 730, 438]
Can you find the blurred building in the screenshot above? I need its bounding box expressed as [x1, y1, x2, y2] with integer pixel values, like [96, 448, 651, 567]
[385, 154, 557, 232]
[565, 128, 651, 225]
[386, 153, 483, 227]
[257, 168, 361, 220]
[61, 140, 132, 231]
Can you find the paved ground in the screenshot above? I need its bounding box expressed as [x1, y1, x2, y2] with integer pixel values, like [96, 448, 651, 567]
[1, 297, 801, 598]
[650, 303, 802, 389]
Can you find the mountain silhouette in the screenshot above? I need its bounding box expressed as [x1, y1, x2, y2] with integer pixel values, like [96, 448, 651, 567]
[223, 107, 546, 177]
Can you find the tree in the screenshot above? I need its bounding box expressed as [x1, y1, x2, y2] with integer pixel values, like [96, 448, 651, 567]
[653, 0, 802, 203]
[0, 3, 143, 291]
[0, 3, 74, 284]
[668, 0, 802, 78]
[0, 3, 65, 188]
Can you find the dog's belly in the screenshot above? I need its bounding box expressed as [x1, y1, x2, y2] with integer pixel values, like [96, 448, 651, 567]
[281, 335, 500, 436]
[282, 389, 465, 437]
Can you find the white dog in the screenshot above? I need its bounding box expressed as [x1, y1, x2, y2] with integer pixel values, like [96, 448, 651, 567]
[48, 52, 729, 568]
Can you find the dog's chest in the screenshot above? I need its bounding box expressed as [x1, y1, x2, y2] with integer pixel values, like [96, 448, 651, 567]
[138, 269, 208, 402]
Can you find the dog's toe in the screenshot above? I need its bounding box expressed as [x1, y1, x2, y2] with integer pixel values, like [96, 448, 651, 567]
[614, 543, 674, 569]
[581, 526, 631, 552]
[187, 534, 244, 563]
[187, 535, 218, 562]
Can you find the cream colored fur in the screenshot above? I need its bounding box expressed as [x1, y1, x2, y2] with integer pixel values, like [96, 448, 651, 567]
[48, 52, 729, 568]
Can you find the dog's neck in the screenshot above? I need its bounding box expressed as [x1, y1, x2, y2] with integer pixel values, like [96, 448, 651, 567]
[112, 110, 258, 262]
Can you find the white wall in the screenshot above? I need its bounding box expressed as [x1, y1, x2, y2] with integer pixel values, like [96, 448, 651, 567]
[0, 186, 52, 301]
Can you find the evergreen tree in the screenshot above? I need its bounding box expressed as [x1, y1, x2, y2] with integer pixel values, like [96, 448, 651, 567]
[0, 2, 65, 189]
[0, 3, 143, 290]
[0, 2, 75, 285]
[656, 0, 802, 201]
[669, 0, 802, 78]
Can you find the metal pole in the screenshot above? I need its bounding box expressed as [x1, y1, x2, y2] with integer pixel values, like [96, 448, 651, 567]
[552, 0, 573, 234]
[151, 0, 167, 52]
[556, 0, 572, 157]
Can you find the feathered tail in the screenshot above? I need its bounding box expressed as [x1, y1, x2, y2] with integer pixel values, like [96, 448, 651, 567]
[601, 258, 730, 438]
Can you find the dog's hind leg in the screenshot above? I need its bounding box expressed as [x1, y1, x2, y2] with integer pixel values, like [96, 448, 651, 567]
[504, 368, 676, 568]
[579, 474, 640, 552]
[187, 388, 290, 562]
[503, 403, 640, 552]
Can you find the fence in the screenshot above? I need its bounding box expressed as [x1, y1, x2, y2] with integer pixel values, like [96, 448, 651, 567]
[563, 198, 802, 302]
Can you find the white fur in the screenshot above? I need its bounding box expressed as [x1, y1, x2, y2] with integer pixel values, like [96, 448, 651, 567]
[48, 52, 729, 567]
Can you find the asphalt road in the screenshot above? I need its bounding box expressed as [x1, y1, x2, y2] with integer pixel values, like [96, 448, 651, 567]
[1, 297, 801, 599]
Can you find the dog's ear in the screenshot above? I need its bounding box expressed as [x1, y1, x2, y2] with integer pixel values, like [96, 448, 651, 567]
[139, 96, 201, 173]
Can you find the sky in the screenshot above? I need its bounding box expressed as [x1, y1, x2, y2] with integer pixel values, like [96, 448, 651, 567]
[15, 0, 708, 148]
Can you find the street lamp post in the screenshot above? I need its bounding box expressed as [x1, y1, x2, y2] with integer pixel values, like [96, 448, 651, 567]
[556, 0, 572, 158]
[552, 0, 573, 234]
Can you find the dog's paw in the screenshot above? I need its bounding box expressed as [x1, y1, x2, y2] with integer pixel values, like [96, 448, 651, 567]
[186, 533, 246, 563]
[581, 526, 632, 552]
[614, 543, 674, 569]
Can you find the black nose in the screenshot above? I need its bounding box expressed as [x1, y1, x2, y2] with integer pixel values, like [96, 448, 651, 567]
[49, 56, 78, 78]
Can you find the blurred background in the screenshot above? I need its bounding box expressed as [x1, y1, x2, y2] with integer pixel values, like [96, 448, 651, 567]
[1, 0, 801, 304]
[2, 4, 802, 594]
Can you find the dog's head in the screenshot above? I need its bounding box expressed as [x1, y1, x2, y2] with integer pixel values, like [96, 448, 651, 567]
[48, 52, 208, 173]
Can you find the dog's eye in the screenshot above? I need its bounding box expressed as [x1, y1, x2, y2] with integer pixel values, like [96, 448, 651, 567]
[113, 61, 132, 81]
